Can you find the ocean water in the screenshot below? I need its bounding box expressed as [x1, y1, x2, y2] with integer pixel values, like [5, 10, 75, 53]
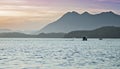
[0, 38, 120, 69]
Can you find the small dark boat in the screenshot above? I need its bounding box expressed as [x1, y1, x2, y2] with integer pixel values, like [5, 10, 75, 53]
[83, 36, 87, 41]
[99, 38, 103, 40]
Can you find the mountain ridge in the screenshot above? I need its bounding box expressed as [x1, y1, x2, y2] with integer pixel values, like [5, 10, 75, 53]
[40, 11, 120, 33]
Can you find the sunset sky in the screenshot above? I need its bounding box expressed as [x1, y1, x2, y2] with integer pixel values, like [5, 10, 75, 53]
[0, 0, 120, 31]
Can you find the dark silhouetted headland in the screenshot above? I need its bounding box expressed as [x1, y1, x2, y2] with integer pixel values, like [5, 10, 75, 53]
[64, 26, 120, 38]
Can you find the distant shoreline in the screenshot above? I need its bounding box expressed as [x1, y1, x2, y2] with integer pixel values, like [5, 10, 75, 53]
[0, 26, 120, 38]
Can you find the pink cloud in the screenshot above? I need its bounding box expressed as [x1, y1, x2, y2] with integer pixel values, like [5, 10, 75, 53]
[95, 0, 120, 3]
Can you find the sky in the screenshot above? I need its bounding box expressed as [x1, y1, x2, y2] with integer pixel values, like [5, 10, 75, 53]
[0, 0, 120, 31]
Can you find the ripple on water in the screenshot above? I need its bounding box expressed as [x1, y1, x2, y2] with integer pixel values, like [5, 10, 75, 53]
[0, 38, 120, 69]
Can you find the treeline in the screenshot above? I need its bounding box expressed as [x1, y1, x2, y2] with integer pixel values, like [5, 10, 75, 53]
[0, 32, 65, 38]
[0, 26, 120, 38]
[64, 26, 120, 38]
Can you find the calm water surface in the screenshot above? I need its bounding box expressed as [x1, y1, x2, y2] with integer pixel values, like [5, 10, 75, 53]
[0, 38, 120, 69]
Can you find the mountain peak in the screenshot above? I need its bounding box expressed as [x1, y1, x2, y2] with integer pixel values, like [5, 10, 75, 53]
[81, 12, 92, 16]
[100, 11, 117, 15]
[60, 11, 80, 19]
[71, 11, 79, 14]
[65, 11, 80, 15]
[108, 11, 114, 14]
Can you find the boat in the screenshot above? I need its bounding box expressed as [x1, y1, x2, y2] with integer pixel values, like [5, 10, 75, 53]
[83, 36, 87, 41]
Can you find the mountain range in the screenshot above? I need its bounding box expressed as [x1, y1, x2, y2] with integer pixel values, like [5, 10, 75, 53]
[40, 11, 120, 33]
[0, 11, 120, 38]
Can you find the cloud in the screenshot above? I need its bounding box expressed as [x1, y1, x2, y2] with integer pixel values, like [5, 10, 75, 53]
[0, 0, 119, 30]
[0, 0, 25, 3]
[95, 0, 120, 3]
